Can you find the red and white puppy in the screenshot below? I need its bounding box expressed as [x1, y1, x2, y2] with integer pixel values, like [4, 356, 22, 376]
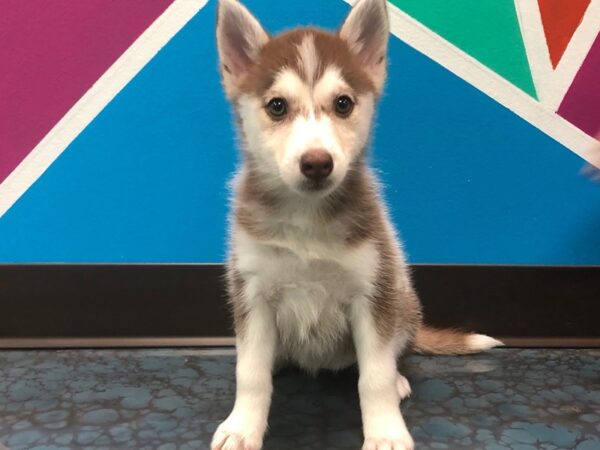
[212, 1, 502, 449]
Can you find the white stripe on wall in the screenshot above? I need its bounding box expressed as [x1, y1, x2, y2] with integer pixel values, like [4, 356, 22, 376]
[514, 0, 554, 106]
[0, 0, 209, 219]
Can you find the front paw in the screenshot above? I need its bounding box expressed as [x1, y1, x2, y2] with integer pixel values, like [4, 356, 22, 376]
[363, 418, 414, 450]
[363, 434, 414, 450]
[211, 418, 264, 450]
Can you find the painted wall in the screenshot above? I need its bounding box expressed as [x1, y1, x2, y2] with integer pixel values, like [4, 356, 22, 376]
[0, 0, 599, 264]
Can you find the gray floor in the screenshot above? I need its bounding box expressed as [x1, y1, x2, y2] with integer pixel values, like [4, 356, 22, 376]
[0, 348, 598, 450]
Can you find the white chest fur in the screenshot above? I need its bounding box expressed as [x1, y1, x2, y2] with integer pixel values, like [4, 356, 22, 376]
[233, 225, 379, 371]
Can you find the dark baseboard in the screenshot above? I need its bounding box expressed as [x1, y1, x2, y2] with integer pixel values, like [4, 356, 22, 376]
[0, 264, 599, 347]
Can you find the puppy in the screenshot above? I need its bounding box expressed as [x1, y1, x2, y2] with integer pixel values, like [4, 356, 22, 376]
[212, 1, 502, 449]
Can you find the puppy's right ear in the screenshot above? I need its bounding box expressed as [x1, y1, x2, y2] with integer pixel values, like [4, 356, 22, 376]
[339, 0, 389, 93]
[217, 0, 269, 99]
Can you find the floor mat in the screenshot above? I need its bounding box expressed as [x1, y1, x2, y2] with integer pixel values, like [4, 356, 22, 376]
[0, 348, 598, 449]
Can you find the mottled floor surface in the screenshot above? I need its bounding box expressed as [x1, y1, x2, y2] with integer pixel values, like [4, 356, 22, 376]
[0, 349, 598, 450]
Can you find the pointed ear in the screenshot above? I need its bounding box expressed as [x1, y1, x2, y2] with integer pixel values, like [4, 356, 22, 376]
[339, 0, 389, 93]
[216, 0, 269, 99]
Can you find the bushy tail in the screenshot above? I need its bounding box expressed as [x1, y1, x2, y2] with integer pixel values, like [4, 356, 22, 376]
[413, 325, 504, 355]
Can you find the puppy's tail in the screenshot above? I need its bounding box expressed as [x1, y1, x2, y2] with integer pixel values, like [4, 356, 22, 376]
[413, 325, 504, 355]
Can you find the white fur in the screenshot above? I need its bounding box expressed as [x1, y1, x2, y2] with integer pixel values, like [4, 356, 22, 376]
[234, 223, 379, 371]
[270, 69, 311, 101]
[313, 66, 349, 102]
[297, 34, 319, 83]
[467, 334, 505, 351]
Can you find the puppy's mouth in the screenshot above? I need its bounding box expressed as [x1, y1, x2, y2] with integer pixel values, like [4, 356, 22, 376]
[298, 178, 335, 194]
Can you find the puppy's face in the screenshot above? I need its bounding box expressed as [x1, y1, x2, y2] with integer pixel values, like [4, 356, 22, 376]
[217, 0, 389, 197]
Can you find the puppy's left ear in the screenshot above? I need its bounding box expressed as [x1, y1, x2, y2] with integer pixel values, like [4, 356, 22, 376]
[339, 0, 389, 93]
[216, 0, 269, 99]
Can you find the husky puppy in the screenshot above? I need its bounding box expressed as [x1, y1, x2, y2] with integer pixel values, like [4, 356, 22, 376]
[212, 1, 502, 449]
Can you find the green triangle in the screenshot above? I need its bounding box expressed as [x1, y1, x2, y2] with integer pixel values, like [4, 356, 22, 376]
[390, 0, 537, 98]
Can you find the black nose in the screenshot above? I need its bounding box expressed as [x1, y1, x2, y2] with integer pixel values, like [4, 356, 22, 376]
[300, 149, 334, 181]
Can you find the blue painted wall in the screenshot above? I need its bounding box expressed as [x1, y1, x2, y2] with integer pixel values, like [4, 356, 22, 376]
[0, 0, 598, 264]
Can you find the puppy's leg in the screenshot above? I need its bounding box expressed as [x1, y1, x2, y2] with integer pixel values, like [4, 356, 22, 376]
[211, 302, 276, 450]
[351, 299, 414, 450]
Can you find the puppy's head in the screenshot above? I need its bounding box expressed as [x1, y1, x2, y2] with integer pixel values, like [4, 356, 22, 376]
[217, 0, 388, 197]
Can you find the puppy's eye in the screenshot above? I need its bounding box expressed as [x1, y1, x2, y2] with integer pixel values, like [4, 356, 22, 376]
[266, 98, 288, 120]
[334, 95, 354, 117]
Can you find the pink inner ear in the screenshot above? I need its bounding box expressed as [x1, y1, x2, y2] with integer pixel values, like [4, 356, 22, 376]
[218, 2, 268, 79]
[341, 0, 388, 67]
[220, 22, 253, 75]
[358, 24, 387, 66]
